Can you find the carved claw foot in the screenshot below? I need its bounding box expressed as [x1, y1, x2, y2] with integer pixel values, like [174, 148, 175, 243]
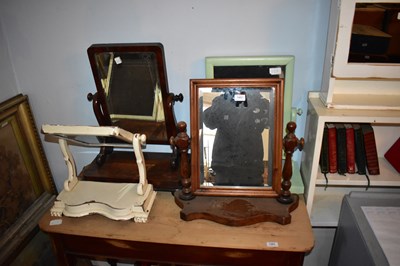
[134, 217, 148, 223]
[50, 201, 65, 217]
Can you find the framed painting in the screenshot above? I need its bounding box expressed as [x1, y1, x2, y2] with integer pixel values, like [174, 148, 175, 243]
[190, 78, 284, 198]
[205, 56, 295, 128]
[0, 94, 56, 264]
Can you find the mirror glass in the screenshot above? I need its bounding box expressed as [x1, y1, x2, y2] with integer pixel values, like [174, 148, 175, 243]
[200, 87, 274, 188]
[94, 51, 164, 122]
[349, 3, 400, 64]
[88, 43, 177, 144]
[190, 79, 284, 197]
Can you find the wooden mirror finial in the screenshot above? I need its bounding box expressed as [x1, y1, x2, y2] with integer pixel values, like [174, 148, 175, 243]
[278, 121, 304, 204]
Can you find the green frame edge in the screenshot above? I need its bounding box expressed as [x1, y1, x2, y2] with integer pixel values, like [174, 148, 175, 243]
[205, 56, 295, 129]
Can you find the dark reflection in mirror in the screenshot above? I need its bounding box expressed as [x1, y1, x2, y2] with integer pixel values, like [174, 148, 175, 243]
[199, 87, 274, 188]
[94, 52, 164, 121]
[87, 43, 182, 147]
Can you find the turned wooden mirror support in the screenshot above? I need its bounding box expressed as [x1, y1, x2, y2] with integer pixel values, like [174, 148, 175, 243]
[170, 122, 194, 201]
[278, 121, 304, 204]
[172, 121, 304, 226]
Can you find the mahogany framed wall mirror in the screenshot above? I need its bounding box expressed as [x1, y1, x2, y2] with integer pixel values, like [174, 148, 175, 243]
[86, 43, 183, 165]
[190, 78, 284, 198]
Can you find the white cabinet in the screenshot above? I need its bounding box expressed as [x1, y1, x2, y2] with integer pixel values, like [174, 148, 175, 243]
[320, 0, 400, 109]
[300, 92, 400, 226]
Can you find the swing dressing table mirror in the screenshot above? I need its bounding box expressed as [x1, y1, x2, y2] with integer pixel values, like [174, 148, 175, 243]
[82, 43, 183, 191]
[171, 79, 304, 226]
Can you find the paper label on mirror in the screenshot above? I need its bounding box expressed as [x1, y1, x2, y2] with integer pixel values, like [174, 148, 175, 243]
[269, 67, 282, 75]
[114, 56, 122, 65]
[234, 94, 246, 102]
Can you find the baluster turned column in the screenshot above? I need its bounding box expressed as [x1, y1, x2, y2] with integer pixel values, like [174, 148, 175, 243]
[170, 121, 195, 200]
[278, 122, 304, 204]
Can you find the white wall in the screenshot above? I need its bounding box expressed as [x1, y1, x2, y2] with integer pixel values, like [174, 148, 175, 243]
[0, 19, 19, 102]
[0, 0, 331, 191]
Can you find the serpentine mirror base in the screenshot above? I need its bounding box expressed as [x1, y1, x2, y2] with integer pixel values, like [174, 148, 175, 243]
[174, 191, 299, 226]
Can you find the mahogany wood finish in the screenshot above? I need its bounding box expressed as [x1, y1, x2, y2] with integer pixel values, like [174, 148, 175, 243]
[87, 43, 180, 144]
[174, 192, 299, 226]
[86, 43, 182, 166]
[169, 78, 304, 225]
[39, 192, 314, 266]
[173, 121, 302, 226]
[82, 43, 183, 186]
[169, 121, 194, 200]
[81, 151, 180, 191]
[278, 121, 304, 204]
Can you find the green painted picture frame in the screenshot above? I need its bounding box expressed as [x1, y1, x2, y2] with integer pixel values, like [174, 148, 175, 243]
[205, 56, 295, 129]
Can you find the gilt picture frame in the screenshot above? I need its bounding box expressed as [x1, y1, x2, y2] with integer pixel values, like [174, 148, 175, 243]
[205, 56, 295, 128]
[190, 78, 284, 198]
[0, 94, 55, 264]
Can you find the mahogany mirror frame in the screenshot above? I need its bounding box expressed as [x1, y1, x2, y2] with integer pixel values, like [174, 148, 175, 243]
[87, 43, 180, 145]
[190, 78, 284, 198]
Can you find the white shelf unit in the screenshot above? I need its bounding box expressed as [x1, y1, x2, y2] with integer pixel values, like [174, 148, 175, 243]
[300, 92, 400, 227]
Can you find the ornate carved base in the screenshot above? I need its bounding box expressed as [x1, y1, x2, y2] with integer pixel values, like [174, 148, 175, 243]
[174, 190, 299, 226]
[51, 181, 157, 222]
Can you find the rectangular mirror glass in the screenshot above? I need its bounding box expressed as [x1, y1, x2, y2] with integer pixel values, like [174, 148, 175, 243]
[190, 79, 284, 198]
[94, 51, 163, 121]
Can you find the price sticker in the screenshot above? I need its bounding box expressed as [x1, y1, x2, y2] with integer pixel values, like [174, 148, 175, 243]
[114, 56, 122, 65]
[234, 94, 246, 102]
[269, 67, 282, 75]
[49, 219, 63, 226]
[266, 242, 279, 247]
